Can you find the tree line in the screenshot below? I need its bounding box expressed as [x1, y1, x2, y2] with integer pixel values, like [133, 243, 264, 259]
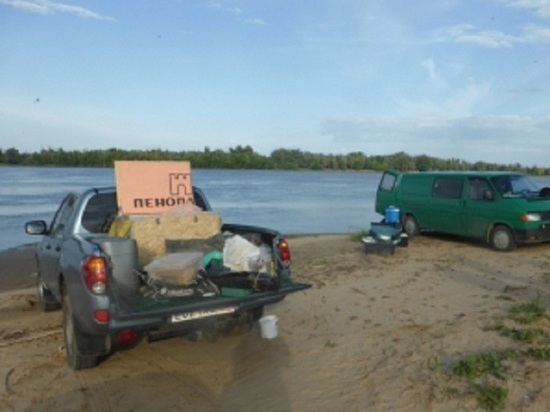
[1, 145, 548, 175]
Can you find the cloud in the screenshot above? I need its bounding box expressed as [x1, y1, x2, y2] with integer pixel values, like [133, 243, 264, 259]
[395, 78, 492, 118]
[432, 1, 550, 48]
[319, 113, 550, 165]
[207, 1, 266, 26]
[244, 18, 266, 26]
[0, 0, 115, 21]
[434, 24, 518, 48]
[207, 2, 241, 15]
[523, 23, 550, 41]
[498, 0, 550, 19]
[433, 22, 550, 47]
[421, 58, 438, 83]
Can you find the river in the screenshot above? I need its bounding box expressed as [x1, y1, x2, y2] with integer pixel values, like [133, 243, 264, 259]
[0, 166, 382, 251]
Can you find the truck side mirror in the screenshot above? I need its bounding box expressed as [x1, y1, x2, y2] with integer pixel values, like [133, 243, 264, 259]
[25, 220, 48, 235]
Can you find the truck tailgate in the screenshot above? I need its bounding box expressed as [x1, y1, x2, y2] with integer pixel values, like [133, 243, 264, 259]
[109, 281, 310, 329]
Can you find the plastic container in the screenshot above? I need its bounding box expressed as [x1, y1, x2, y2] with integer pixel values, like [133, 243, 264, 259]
[144, 252, 203, 286]
[370, 222, 402, 242]
[361, 236, 396, 256]
[259, 315, 279, 339]
[385, 206, 400, 224]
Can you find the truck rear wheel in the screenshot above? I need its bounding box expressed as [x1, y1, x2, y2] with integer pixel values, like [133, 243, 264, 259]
[62, 287, 100, 370]
[251, 305, 264, 321]
[489, 225, 516, 252]
[403, 215, 420, 237]
[235, 306, 264, 333]
[37, 272, 61, 312]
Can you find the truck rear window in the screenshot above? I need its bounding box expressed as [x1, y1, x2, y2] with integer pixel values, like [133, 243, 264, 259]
[82, 193, 118, 233]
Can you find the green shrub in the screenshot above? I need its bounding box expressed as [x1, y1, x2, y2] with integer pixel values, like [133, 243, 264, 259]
[508, 298, 545, 324]
[474, 383, 508, 412]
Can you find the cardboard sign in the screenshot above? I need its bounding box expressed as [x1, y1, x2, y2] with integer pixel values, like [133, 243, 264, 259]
[114, 161, 195, 215]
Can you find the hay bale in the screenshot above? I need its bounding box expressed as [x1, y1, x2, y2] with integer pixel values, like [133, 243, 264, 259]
[109, 212, 223, 266]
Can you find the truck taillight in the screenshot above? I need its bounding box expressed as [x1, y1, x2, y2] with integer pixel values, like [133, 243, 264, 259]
[117, 329, 138, 344]
[94, 310, 109, 323]
[83, 256, 107, 294]
[278, 239, 291, 263]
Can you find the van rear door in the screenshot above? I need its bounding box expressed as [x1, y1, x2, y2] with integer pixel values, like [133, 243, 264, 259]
[375, 171, 399, 216]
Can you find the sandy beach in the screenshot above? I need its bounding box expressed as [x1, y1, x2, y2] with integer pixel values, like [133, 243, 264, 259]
[0, 234, 548, 411]
[0, 245, 37, 292]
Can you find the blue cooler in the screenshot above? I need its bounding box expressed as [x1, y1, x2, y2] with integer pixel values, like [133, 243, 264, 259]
[385, 206, 400, 224]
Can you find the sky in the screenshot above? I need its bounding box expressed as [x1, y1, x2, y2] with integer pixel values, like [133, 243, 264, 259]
[1, 0, 550, 167]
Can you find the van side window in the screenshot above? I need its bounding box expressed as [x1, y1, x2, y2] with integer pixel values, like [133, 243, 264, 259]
[379, 173, 396, 192]
[432, 178, 463, 199]
[468, 178, 494, 200]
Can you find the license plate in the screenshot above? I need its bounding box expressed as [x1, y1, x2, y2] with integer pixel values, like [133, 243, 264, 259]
[170, 306, 236, 323]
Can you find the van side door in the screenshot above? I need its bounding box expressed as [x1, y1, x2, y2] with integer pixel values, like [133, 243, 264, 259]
[462, 177, 496, 238]
[427, 177, 465, 235]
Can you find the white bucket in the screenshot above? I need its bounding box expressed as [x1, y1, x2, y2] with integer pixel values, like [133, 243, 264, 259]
[259, 315, 279, 339]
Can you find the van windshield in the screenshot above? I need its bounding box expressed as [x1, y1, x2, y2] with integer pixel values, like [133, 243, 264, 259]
[490, 175, 539, 198]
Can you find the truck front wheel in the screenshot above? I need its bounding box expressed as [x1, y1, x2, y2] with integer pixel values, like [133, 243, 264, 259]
[62, 287, 100, 370]
[37, 272, 61, 312]
[489, 225, 516, 252]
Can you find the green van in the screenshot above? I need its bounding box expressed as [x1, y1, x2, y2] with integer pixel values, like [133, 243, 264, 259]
[375, 170, 550, 251]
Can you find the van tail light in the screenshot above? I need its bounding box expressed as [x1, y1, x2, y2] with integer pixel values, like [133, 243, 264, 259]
[82, 256, 107, 294]
[278, 239, 291, 264]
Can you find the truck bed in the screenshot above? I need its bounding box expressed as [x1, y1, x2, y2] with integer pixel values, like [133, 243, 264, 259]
[108, 274, 309, 334]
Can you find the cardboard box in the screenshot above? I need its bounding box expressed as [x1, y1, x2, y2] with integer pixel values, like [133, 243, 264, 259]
[115, 161, 194, 215]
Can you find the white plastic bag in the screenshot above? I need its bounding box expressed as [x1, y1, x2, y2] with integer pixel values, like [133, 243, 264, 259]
[223, 235, 271, 272]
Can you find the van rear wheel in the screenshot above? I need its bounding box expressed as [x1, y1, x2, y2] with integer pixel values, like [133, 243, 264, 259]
[490, 225, 516, 252]
[403, 215, 420, 237]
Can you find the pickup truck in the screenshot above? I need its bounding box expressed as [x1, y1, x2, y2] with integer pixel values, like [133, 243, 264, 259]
[25, 186, 310, 370]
